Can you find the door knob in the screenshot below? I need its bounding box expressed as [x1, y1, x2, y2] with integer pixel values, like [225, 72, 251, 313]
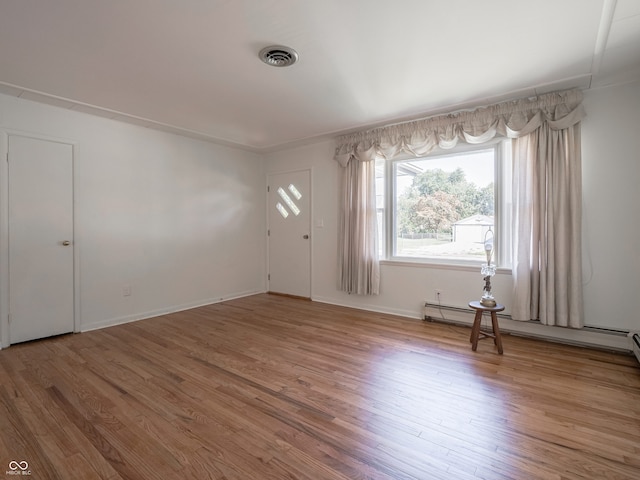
[303, 234, 309, 239]
[62, 241, 71, 246]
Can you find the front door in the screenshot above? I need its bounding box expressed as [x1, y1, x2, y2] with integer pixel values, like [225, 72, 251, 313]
[8, 135, 75, 344]
[267, 170, 311, 298]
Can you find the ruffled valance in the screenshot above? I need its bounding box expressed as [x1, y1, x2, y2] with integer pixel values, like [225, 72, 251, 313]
[334, 89, 585, 167]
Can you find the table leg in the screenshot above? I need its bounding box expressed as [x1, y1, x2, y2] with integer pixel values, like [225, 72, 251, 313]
[471, 310, 482, 351]
[491, 312, 503, 354]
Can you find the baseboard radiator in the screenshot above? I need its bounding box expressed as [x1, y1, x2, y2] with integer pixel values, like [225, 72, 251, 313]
[423, 301, 632, 353]
[633, 334, 640, 364]
[424, 302, 511, 323]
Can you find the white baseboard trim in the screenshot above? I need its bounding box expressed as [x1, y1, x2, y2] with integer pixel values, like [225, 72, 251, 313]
[80, 289, 264, 333]
[311, 295, 422, 322]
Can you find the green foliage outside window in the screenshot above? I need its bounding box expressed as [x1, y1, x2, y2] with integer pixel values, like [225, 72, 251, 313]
[397, 167, 494, 235]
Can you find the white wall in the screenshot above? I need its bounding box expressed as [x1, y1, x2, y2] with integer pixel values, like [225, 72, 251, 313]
[265, 80, 640, 341]
[0, 93, 266, 345]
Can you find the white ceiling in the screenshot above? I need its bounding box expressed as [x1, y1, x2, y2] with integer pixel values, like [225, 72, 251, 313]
[0, 0, 639, 152]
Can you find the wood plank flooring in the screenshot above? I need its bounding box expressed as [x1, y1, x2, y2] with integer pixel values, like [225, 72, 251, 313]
[1, 293, 639, 479]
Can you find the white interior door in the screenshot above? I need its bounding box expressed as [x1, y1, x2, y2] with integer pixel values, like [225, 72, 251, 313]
[268, 170, 310, 298]
[8, 135, 74, 344]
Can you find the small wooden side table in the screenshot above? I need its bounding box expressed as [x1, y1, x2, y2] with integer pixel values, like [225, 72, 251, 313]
[468, 301, 505, 354]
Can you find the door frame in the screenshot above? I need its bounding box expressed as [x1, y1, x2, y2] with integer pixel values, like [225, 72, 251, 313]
[0, 130, 80, 348]
[266, 167, 313, 299]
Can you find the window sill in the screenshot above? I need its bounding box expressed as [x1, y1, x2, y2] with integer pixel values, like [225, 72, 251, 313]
[380, 258, 511, 275]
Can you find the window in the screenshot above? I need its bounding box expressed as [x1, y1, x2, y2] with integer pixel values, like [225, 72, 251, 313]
[376, 140, 511, 267]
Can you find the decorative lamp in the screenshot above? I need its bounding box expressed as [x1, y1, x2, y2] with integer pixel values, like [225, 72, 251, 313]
[480, 229, 497, 307]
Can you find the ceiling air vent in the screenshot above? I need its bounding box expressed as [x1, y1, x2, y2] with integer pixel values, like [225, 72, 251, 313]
[259, 45, 299, 67]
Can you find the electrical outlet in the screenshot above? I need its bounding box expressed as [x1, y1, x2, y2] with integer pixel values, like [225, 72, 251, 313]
[122, 285, 132, 297]
[435, 289, 443, 303]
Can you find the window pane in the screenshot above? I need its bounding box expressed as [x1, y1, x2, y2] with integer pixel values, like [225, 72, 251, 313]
[393, 149, 495, 261]
[288, 184, 302, 200]
[276, 202, 289, 218]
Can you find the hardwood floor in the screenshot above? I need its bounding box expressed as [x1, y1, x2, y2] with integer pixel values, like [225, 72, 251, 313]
[1, 294, 639, 479]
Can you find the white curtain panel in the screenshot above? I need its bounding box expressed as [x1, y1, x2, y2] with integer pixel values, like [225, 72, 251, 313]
[338, 154, 380, 295]
[511, 124, 584, 327]
[335, 90, 585, 327]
